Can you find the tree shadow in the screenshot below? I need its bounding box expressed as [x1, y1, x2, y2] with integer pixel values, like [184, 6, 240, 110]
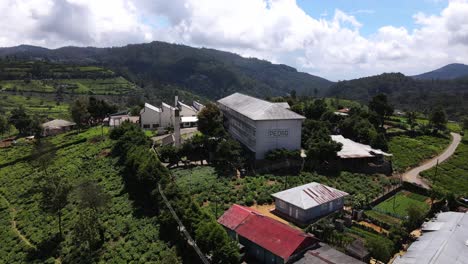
[26, 233, 62, 262]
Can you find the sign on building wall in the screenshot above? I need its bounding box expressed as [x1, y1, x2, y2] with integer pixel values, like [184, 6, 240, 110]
[267, 129, 289, 137]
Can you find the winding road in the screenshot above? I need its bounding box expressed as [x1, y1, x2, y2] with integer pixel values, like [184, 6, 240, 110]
[402, 132, 462, 189]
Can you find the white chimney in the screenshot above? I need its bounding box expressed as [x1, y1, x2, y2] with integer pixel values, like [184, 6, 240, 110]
[174, 95, 181, 147]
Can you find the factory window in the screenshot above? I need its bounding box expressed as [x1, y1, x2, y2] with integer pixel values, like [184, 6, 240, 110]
[143, 124, 150, 129]
[152, 124, 159, 128]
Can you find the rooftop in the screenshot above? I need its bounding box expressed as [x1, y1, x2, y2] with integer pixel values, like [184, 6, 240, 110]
[394, 211, 468, 264]
[331, 135, 392, 159]
[294, 243, 364, 264]
[144, 103, 161, 112]
[41, 119, 76, 128]
[271, 182, 349, 210]
[218, 204, 317, 261]
[217, 93, 305, 121]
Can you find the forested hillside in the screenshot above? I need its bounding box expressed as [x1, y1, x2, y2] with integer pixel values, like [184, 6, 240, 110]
[0, 42, 333, 99]
[412, 63, 468, 80]
[326, 73, 468, 119]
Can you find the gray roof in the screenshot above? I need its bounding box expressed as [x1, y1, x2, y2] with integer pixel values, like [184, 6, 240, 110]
[272, 182, 349, 210]
[217, 93, 305, 121]
[294, 243, 364, 264]
[394, 212, 468, 264]
[41, 119, 76, 128]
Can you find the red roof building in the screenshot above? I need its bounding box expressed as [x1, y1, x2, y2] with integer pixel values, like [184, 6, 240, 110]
[218, 204, 317, 264]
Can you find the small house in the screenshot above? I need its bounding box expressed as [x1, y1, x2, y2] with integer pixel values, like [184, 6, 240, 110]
[218, 204, 318, 264]
[41, 119, 76, 136]
[272, 182, 348, 224]
[331, 135, 393, 175]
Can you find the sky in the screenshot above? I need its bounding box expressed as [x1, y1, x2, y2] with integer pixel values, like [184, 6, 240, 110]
[1, 0, 468, 80]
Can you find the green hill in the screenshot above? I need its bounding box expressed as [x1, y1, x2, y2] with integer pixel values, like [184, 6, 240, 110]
[412, 63, 468, 80]
[326, 72, 468, 119]
[0, 42, 333, 99]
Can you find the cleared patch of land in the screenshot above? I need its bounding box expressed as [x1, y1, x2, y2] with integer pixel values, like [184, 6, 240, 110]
[372, 191, 430, 219]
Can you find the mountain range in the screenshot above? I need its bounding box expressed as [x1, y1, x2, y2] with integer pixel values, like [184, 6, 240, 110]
[0, 42, 333, 100]
[1, 42, 468, 119]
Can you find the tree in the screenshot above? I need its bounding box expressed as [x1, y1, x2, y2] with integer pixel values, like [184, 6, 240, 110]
[214, 139, 243, 176]
[462, 116, 468, 131]
[31, 140, 56, 175]
[76, 181, 110, 214]
[159, 144, 181, 166]
[40, 175, 72, 238]
[197, 103, 225, 137]
[406, 111, 417, 130]
[368, 94, 393, 128]
[8, 106, 31, 135]
[429, 106, 447, 131]
[366, 236, 393, 263]
[304, 99, 327, 120]
[303, 120, 342, 171]
[87, 97, 117, 123]
[404, 204, 426, 231]
[71, 99, 90, 128]
[290, 89, 297, 99]
[195, 221, 240, 264]
[0, 115, 9, 139]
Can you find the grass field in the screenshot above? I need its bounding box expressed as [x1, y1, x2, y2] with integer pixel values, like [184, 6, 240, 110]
[373, 191, 429, 219]
[0, 127, 175, 263]
[421, 132, 468, 196]
[173, 166, 397, 218]
[0, 93, 70, 119]
[388, 135, 450, 172]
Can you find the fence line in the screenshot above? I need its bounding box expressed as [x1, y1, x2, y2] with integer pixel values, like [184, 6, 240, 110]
[157, 184, 210, 264]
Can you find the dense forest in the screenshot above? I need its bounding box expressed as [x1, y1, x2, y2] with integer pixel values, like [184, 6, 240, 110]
[0, 42, 333, 100]
[326, 73, 468, 119]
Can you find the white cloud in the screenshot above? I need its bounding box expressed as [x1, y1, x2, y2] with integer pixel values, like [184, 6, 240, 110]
[1, 0, 468, 80]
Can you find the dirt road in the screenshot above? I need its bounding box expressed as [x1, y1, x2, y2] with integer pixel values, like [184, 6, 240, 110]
[402, 132, 462, 189]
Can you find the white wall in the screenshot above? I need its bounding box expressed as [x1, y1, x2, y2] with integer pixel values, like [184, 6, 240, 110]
[179, 104, 197, 117]
[140, 107, 161, 129]
[254, 119, 303, 159]
[160, 103, 175, 128]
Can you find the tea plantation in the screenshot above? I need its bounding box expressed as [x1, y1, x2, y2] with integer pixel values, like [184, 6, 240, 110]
[0, 128, 177, 263]
[388, 135, 450, 172]
[421, 132, 468, 196]
[173, 166, 398, 218]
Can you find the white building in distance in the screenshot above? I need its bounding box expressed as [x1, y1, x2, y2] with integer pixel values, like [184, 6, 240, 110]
[217, 93, 305, 159]
[140, 100, 202, 131]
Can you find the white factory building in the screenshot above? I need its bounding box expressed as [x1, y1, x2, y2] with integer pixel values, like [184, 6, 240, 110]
[218, 93, 305, 159]
[140, 99, 203, 131]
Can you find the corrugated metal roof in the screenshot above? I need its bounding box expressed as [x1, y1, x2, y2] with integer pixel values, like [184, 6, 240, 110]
[272, 182, 349, 210]
[144, 103, 161, 112]
[41, 119, 76, 128]
[394, 212, 468, 264]
[331, 135, 392, 159]
[294, 243, 364, 264]
[218, 204, 317, 261]
[217, 93, 305, 121]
